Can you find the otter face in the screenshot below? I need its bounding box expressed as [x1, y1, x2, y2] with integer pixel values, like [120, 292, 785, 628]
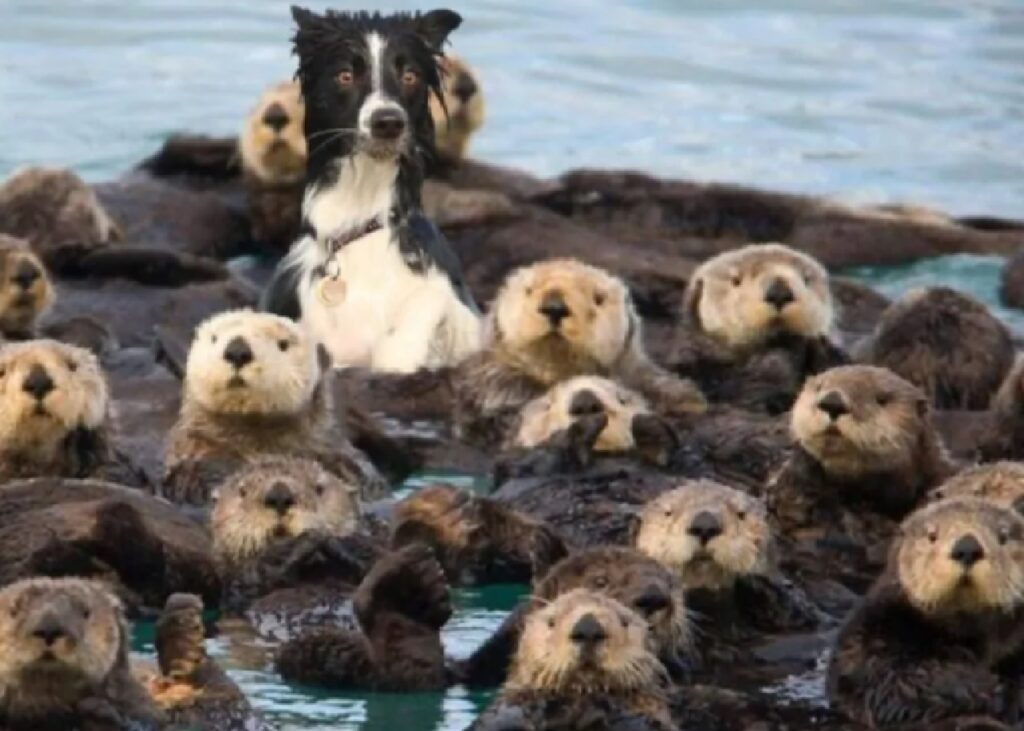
[493, 259, 635, 369]
[211, 457, 360, 562]
[510, 589, 662, 694]
[0, 340, 108, 450]
[515, 376, 650, 452]
[0, 578, 123, 699]
[185, 310, 321, 416]
[429, 54, 485, 161]
[0, 236, 54, 336]
[931, 463, 1024, 518]
[240, 81, 307, 184]
[897, 499, 1024, 615]
[685, 243, 832, 351]
[792, 365, 928, 478]
[636, 480, 773, 590]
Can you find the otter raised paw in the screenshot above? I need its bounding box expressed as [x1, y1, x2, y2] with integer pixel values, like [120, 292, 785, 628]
[0, 235, 54, 342]
[827, 498, 1024, 728]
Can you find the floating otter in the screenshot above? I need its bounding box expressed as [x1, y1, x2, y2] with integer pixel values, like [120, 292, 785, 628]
[859, 287, 1014, 410]
[162, 309, 384, 505]
[430, 54, 485, 164]
[930, 462, 1024, 516]
[453, 258, 706, 447]
[390, 483, 569, 585]
[670, 243, 846, 414]
[472, 588, 677, 731]
[767, 365, 956, 590]
[961, 357, 1024, 463]
[0, 235, 54, 342]
[828, 498, 1024, 728]
[0, 577, 163, 731]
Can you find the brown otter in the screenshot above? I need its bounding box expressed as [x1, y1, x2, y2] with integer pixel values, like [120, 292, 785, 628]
[0, 340, 139, 484]
[162, 309, 385, 505]
[827, 498, 1024, 728]
[390, 483, 569, 585]
[669, 243, 847, 414]
[430, 54, 485, 165]
[453, 258, 707, 448]
[0, 577, 163, 731]
[859, 287, 1014, 410]
[930, 462, 1024, 516]
[471, 588, 677, 731]
[766, 364, 957, 591]
[0, 235, 54, 342]
[962, 357, 1024, 463]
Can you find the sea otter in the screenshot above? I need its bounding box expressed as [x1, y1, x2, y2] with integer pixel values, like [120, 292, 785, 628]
[429, 54, 485, 164]
[929, 462, 1024, 516]
[0, 235, 54, 342]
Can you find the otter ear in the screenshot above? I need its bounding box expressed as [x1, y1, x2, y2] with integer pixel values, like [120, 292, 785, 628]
[682, 277, 703, 326]
[316, 343, 332, 373]
[415, 9, 462, 51]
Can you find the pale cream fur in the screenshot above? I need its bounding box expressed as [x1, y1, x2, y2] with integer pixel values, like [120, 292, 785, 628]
[429, 54, 485, 161]
[239, 81, 307, 184]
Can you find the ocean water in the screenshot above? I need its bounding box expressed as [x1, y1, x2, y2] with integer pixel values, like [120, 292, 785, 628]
[4, 1, 1024, 729]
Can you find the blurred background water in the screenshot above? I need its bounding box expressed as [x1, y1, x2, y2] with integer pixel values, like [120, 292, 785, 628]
[3, 1, 1023, 728]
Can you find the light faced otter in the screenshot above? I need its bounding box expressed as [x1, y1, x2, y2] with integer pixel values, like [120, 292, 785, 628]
[767, 364, 956, 590]
[453, 258, 706, 447]
[828, 498, 1024, 728]
[860, 286, 1014, 410]
[162, 309, 385, 505]
[429, 54, 485, 164]
[0, 339, 128, 483]
[0, 235, 54, 342]
[670, 243, 847, 414]
[472, 589, 677, 731]
[0, 577, 162, 731]
[930, 462, 1024, 516]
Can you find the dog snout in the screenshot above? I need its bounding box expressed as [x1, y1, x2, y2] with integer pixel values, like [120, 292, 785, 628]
[369, 108, 406, 141]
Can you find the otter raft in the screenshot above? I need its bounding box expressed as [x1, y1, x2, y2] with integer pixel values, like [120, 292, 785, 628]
[2, 2, 1024, 730]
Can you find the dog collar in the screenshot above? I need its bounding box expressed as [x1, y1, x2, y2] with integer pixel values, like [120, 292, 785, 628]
[324, 218, 383, 256]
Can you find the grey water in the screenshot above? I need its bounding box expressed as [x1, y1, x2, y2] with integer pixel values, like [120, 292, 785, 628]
[3, 0, 1024, 728]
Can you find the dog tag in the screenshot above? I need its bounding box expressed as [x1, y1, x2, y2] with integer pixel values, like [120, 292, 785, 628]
[317, 276, 347, 306]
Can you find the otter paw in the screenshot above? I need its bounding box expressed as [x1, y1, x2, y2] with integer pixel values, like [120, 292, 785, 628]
[665, 379, 709, 415]
[155, 593, 207, 679]
[275, 629, 375, 689]
[631, 414, 678, 466]
[354, 545, 452, 630]
[566, 412, 608, 465]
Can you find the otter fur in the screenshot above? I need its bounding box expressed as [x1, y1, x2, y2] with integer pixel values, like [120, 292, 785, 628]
[0, 235, 54, 342]
[429, 54, 485, 164]
[930, 462, 1024, 517]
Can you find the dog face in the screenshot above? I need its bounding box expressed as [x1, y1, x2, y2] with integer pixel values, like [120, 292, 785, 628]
[240, 81, 307, 184]
[291, 7, 461, 172]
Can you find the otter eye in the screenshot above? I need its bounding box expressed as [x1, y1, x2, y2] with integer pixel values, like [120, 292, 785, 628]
[731, 274, 742, 287]
[315, 484, 326, 498]
[525, 286, 533, 296]
[876, 393, 891, 406]
[663, 509, 673, 518]
[81, 608, 91, 620]
[736, 509, 747, 521]
[546, 617, 556, 629]
[66, 359, 78, 373]
[278, 340, 290, 352]
[620, 616, 629, 629]
[594, 292, 606, 306]
[211, 335, 218, 345]
[999, 527, 1010, 545]
[401, 69, 419, 87]
[238, 488, 248, 500]
[927, 527, 938, 543]
[0, 367, 6, 378]
[592, 576, 609, 589]
[337, 69, 355, 87]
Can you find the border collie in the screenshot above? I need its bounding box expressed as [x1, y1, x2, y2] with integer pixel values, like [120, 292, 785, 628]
[261, 6, 481, 373]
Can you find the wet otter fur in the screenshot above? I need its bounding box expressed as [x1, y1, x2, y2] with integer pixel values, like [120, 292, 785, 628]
[930, 462, 1024, 517]
[429, 54, 485, 164]
[859, 287, 1014, 410]
[471, 589, 677, 731]
[828, 498, 1024, 728]
[967, 357, 1024, 463]
[453, 258, 706, 447]
[0, 235, 54, 342]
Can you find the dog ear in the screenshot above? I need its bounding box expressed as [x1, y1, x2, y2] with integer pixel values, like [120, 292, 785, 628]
[291, 5, 320, 28]
[682, 276, 703, 326]
[416, 9, 462, 50]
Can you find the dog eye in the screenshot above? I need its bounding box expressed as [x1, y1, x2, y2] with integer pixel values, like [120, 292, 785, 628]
[337, 69, 355, 87]
[278, 340, 290, 352]
[594, 292, 606, 306]
[402, 69, 419, 87]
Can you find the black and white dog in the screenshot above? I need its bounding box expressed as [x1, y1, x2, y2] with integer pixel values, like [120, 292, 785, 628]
[262, 6, 481, 372]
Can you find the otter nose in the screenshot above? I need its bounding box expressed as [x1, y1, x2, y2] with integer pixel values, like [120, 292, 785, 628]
[22, 365, 54, 401]
[633, 585, 671, 616]
[12, 261, 41, 290]
[569, 613, 608, 646]
[261, 101, 290, 133]
[539, 292, 570, 326]
[569, 389, 604, 417]
[369, 108, 406, 141]
[263, 482, 296, 515]
[688, 511, 723, 545]
[764, 278, 795, 310]
[951, 534, 985, 568]
[32, 614, 67, 646]
[223, 337, 254, 370]
[453, 72, 478, 103]
[817, 391, 849, 421]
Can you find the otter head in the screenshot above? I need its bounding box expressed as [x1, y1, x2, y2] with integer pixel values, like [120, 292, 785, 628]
[240, 81, 307, 185]
[635, 480, 773, 591]
[211, 456, 360, 564]
[0, 578, 126, 710]
[429, 54, 485, 162]
[491, 259, 638, 381]
[896, 498, 1024, 617]
[514, 376, 651, 452]
[684, 243, 832, 353]
[930, 463, 1024, 518]
[991, 355, 1024, 424]
[184, 310, 324, 417]
[0, 340, 109, 456]
[508, 588, 665, 695]
[0, 235, 54, 338]
[792, 365, 933, 480]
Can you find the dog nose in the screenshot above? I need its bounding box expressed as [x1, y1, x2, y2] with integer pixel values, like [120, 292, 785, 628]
[12, 261, 41, 290]
[569, 389, 604, 418]
[453, 72, 478, 103]
[688, 511, 723, 545]
[950, 534, 985, 568]
[32, 614, 67, 646]
[22, 365, 54, 401]
[764, 278, 795, 310]
[263, 482, 296, 515]
[539, 292, 570, 326]
[569, 613, 608, 645]
[369, 108, 406, 141]
[817, 391, 849, 421]
[633, 585, 671, 616]
[261, 102, 290, 133]
[223, 337, 254, 370]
